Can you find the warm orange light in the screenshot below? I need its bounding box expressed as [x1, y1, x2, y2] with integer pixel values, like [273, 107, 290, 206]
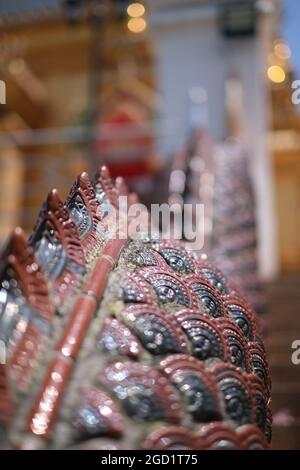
[267, 65, 286, 84]
[127, 2, 145, 18]
[274, 40, 291, 60]
[127, 17, 147, 33]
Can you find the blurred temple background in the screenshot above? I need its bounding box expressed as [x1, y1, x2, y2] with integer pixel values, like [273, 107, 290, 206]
[0, 0, 300, 449]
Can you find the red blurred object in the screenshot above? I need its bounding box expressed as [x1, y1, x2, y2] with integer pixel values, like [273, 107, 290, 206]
[96, 110, 155, 177]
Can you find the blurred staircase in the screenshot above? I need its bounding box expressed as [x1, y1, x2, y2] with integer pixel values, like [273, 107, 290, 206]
[266, 274, 300, 449]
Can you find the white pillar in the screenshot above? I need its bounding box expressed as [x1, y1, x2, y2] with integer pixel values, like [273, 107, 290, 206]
[150, 0, 279, 279]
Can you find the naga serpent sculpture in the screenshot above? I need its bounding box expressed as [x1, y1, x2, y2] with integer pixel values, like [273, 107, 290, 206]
[0, 167, 271, 450]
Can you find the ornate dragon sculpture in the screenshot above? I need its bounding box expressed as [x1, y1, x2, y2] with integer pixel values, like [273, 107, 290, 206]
[0, 166, 271, 450]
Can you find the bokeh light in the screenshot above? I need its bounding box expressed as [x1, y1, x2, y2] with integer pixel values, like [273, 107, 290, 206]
[267, 64, 286, 83]
[127, 17, 147, 33]
[274, 40, 291, 60]
[127, 2, 145, 18]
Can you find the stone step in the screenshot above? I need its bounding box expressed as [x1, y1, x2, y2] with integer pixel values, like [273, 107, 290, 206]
[268, 351, 298, 364]
[271, 389, 300, 419]
[270, 364, 299, 382]
[266, 311, 300, 330]
[272, 424, 300, 450]
[266, 330, 299, 353]
[265, 275, 300, 449]
[272, 382, 300, 394]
